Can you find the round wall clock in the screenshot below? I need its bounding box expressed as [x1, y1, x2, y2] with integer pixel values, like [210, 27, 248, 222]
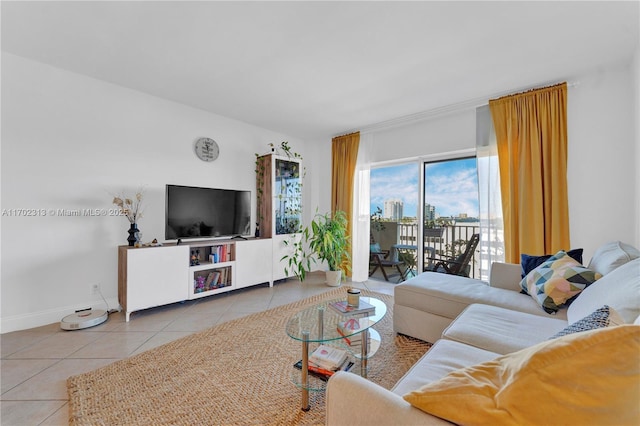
[194, 137, 220, 162]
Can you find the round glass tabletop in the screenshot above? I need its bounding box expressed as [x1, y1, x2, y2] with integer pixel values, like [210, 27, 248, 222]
[285, 296, 387, 343]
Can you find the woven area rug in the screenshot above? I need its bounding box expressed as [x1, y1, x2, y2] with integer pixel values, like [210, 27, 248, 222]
[68, 288, 430, 425]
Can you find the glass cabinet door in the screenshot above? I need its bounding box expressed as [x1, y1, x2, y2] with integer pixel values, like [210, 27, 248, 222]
[274, 158, 302, 235]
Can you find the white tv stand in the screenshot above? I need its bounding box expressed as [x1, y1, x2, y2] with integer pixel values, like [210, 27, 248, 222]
[118, 237, 273, 321]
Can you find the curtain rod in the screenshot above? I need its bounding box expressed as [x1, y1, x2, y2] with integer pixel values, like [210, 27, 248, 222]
[344, 80, 579, 137]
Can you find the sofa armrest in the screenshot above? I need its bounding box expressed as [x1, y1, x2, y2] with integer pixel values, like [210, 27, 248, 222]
[325, 372, 451, 425]
[489, 262, 522, 291]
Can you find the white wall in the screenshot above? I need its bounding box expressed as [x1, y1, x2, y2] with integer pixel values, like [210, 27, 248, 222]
[329, 60, 639, 265]
[367, 109, 476, 162]
[1, 53, 307, 332]
[567, 60, 638, 258]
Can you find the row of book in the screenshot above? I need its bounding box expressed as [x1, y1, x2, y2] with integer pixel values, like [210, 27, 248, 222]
[295, 345, 354, 381]
[209, 244, 232, 263]
[194, 268, 231, 293]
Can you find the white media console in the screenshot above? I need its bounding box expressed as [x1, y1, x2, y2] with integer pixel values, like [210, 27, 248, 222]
[118, 237, 278, 321]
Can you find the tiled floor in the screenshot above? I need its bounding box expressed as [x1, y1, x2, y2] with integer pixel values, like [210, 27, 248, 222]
[0, 271, 396, 425]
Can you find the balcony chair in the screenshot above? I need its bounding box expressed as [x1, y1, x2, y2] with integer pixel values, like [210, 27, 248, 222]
[369, 236, 408, 283]
[423, 233, 480, 277]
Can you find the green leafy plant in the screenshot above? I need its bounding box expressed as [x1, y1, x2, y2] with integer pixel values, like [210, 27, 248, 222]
[370, 206, 386, 232]
[309, 210, 350, 272]
[281, 210, 351, 281]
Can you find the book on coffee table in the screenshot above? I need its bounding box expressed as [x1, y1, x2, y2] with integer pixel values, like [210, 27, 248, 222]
[337, 318, 363, 345]
[293, 358, 354, 381]
[309, 344, 348, 371]
[329, 299, 375, 316]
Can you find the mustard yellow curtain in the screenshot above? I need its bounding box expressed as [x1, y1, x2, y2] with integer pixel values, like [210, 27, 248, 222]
[331, 132, 360, 275]
[489, 83, 569, 263]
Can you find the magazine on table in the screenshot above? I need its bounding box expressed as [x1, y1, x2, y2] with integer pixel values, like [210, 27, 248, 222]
[329, 299, 375, 316]
[293, 358, 354, 381]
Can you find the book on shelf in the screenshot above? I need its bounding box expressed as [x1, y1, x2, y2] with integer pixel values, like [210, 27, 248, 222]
[205, 271, 221, 287]
[293, 358, 354, 381]
[329, 299, 375, 316]
[309, 345, 348, 371]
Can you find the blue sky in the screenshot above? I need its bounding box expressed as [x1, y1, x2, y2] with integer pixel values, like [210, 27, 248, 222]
[370, 158, 479, 218]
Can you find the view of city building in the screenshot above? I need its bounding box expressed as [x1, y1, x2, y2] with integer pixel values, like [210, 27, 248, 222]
[424, 203, 435, 221]
[383, 199, 403, 221]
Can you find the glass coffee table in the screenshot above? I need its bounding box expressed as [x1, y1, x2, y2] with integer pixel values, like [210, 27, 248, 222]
[285, 296, 387, 411]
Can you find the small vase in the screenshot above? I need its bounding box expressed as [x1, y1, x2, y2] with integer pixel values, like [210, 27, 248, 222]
[127, 223, 139, 246]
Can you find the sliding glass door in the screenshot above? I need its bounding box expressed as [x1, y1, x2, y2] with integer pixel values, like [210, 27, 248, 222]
[423, 157, 480, 278]
[369, 156, 481, 280]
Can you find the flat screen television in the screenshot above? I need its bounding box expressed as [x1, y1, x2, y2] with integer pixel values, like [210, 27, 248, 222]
[165, 184, 251, 240]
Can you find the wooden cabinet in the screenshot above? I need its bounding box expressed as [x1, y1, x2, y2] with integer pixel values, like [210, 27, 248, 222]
[256, 154, 303, 280]
[256, 154, 303, 238]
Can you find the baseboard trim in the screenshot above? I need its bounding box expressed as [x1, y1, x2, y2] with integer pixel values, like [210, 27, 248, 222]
[0, 297, 119, 334]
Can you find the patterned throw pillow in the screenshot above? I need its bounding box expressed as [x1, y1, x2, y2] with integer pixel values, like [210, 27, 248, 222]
[520, 251, 602, 314]
[520, 248, 583, 279]
[549, 305, 624, 339]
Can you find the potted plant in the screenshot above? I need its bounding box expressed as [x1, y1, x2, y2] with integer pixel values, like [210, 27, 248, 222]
[281, 210, 351, 286]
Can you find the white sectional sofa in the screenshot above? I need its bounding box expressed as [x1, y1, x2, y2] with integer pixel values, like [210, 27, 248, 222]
[326, 241, 640, 425]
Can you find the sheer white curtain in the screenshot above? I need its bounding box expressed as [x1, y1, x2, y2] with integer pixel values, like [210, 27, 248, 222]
[476, 105, 505, 278]
[351, 133, 372, 282]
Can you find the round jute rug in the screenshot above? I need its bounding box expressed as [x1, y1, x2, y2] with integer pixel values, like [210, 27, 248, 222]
[67, 287, 430, 425]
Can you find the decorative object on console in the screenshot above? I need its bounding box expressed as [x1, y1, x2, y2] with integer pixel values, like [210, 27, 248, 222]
[194, 137, 219, 162]
[127, 223, 140, 247]
[190, 250, 200, 266]
[112, 189, 144, 246]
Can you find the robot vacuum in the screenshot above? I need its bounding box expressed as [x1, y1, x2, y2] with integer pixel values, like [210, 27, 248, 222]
[60, 308, 108, 330]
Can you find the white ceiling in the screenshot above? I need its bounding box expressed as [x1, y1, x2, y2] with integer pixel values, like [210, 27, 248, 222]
[2, 1, 638, 140]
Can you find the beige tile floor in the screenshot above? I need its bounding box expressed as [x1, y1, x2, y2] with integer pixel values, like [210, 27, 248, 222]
[0, 271, 397, 426]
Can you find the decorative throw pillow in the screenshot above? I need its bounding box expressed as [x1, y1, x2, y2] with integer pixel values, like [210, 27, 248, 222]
[520, 251, 602, 313]
[587, 241, 640, 276]
[549, 305, 624, 339]
[520, 248, 583, 278]
[403, 326, 640, 426]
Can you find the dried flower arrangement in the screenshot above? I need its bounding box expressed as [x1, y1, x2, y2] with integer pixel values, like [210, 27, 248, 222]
[112, 190, 144, 224]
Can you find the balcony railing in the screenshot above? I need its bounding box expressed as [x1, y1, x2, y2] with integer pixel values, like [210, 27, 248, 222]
[374, 222, 483, 279]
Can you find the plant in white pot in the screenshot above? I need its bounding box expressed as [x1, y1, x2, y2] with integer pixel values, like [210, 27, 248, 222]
[281, 210, 351, 286]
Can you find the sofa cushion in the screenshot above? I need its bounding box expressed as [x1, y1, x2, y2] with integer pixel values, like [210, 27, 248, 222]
[567, 257, 640, 324]
[442, 304, 567, 354]
[520, 251, 601, 313]
[403, 325, 640, 425]
[520, 248, 583, 278]
[394, 272, 568, 322]
[587, 241, 640, 276]
[391, 339, 498, 396]
[549, 305, 624, 339]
